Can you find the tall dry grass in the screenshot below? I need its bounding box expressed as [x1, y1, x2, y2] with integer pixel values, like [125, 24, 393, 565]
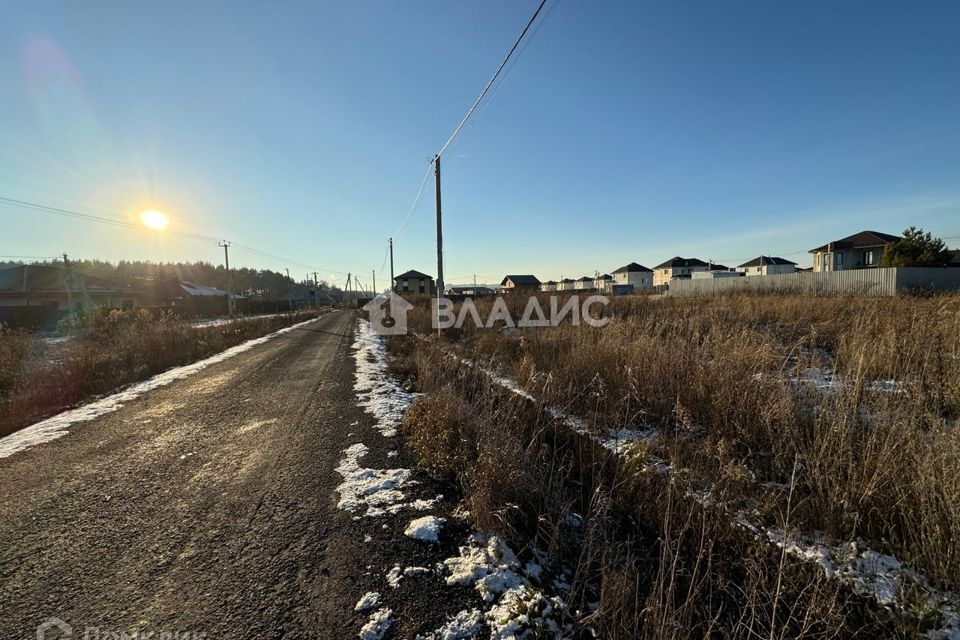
[390, 292, 959, 637]
[0, 308, 321, 438]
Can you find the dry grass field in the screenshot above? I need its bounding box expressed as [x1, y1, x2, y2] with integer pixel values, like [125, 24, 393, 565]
[0, 309, 321, 438]
[387, 292, 960, 638]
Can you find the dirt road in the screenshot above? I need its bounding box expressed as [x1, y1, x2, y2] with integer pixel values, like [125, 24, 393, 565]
[0, 311, 468, 639]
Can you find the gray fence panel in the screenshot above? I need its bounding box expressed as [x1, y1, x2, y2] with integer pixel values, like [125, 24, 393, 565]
[668, 268, 960, 297]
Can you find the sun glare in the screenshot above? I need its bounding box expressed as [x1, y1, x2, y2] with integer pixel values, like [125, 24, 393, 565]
[139, 209, 169, 230]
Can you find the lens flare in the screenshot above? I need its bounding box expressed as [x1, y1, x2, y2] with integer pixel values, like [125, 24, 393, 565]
[139, 209, 169, 230]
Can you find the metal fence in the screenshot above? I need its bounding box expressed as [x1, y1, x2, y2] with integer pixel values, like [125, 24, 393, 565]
[667, 268, 960, 297]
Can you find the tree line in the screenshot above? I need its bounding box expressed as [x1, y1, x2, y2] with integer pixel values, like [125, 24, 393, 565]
[0, 258, 343, 300]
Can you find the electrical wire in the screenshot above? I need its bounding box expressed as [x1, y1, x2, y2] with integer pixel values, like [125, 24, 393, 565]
[434, 0, 549, 160]
[0, 254, 61, 260]
[394, 161, 434, 238]
[0, 195, 345, 275]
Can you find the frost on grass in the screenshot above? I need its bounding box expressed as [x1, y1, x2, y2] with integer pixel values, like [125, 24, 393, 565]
[0, 317, 319, 459]
[438, 533, 570, 639]
[359, 607, 393, 640]
[405, 516, 446, 543]
[766, 530, 960, 639]
[696, 487, 960, 640]
[353, 319, 414, 437]
[354, 591, 381, 612]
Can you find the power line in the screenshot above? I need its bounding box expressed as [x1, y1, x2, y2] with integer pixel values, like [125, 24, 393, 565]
[394, 161, 434, 237]
[434, 0, 549, 160]
[0, 195, 222, 243]
[0, 194, 346, 275]
[0, 254, 61, 260]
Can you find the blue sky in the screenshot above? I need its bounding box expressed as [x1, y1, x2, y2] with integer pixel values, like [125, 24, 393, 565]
[1, 1, 959, 284]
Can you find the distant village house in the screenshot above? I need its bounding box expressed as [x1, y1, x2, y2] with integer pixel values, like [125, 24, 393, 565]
[394, 270, 434, 295]
[736, 256, 797, 276]
[500, 275, 541, 293]
[809, 230, 900, 272]
[653, 257, 710, 286]
[611, 262, 653, 291]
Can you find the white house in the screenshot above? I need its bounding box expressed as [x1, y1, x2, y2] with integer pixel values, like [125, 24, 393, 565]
[593, 273, 613, 291]
[574, 276, 594, 291]
[611, 262, 653, 291]
[653, 257, 711, 286]
[540, 280, 557, 292]
[692, 270, 742, 279]
[557, 278, 576, 292]
[736, 256, 797, 276]
[500, 275, 541, 293]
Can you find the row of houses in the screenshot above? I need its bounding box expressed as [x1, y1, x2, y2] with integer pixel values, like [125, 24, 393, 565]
[393, 230, 960, 296]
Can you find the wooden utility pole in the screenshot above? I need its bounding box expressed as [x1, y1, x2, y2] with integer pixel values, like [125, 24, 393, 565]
[434, 154, 444, 296]
[389, 237, 395, 294]
[312, 272, 320, 309]
[218, 241, 233, 318]
[285, 268, 292, 312]
[433, 154, 444, 336]
[62, 253, 74, 319]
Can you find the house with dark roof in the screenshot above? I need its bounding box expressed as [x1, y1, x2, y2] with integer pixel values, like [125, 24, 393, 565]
[653, 257, 710, 286]
[556, 278, 576, 292]
[0, 264, 141, 311]
[809, 230, 900, 272]
[539, 280, 558, 292]
[500, 274, 541, 293]
[394, 269, 434, 295]
[611, 262, 653, 291]
[445, 284, 494, 297]
[736, 256, 798, 277]
[593, 273, 613, 291]
[574, 276, 595, 291]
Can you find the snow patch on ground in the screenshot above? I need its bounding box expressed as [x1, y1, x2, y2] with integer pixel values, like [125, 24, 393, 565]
[335, 443, 413, 516]
[190, 312, 288, 329]
[386, 565, 432, 588]
[693, 488, 960, 639]
[438, 533, 570, 639]
[405, 516, 445, 543]
[766, 530, 960, 638]
[359, 607, 393, 640]
[354, 591, 381, 612]
[791, 367, 903, 394]
[0, 316, 321, 459]
[415, 608, 484, 640]
[476, 359, 958, 637]
[353, 319, 414, 437]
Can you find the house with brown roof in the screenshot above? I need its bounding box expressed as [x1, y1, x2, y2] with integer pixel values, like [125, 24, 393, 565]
[809, 230, 900, 272]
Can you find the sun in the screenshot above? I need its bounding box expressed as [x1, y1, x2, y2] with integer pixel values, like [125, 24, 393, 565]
[139, 209, 169, 230]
